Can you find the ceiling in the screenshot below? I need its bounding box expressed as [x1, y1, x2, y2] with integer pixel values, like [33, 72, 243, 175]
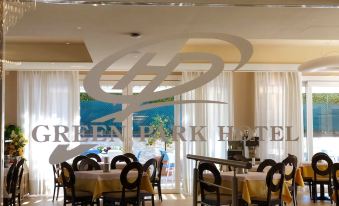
[5, 2, 339, 71]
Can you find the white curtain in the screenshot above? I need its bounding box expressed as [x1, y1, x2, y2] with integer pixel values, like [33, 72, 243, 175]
[181, 71, 233, 195]
[17, 71, 80, 195]
[254, 72, 303, 162]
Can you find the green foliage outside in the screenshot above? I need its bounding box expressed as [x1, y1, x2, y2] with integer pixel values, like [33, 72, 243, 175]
[303, 93, 339, 104]
[80, 93, 95, 101]
[146, 115, 173, 147]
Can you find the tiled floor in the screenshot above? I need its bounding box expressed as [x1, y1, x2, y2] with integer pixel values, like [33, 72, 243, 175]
[21, 187, 334, 206]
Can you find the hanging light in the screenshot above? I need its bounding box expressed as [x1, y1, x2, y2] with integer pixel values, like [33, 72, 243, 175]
[3, 0, 36, 33]
[298, 56, 339, 72]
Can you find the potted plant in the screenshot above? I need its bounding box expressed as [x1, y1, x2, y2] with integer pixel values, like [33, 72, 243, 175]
[5, 125, 28, 158]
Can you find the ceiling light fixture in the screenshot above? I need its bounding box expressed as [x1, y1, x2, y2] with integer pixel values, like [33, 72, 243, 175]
[298, 56, 339, 72]
[33, 0, 339, 8]
[4, 0, 36, 33]
[129, 32, 141, 38]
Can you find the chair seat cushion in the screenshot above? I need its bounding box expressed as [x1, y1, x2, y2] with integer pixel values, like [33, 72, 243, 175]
[103, 191, 138, 199]
[203, 194, 232, 205]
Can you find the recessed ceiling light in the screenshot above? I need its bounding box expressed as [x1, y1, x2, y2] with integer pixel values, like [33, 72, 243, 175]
[66, 42, 71, 45]
[93, 4, 98, 7]
[129, 32, 141, 38]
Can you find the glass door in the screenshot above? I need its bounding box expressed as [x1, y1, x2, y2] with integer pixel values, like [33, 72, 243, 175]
[303, 81, 339, 162]
[130, 81, 180, 192]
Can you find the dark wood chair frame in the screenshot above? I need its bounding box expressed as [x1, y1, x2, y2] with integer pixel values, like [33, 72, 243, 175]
[110, 155, 131, 169]
[311, 152, 333, 203]
[124, 153, 139, 162]
[153, 154, 165, 202]
[86, 153, 102, 162]
[282, 155, 298, 206]
[60, 162, 99, 206]
[14, 159, 25, 206]
[257, 159, 276, 172]
[252, 162, 285, 206]
[332, 163, 339, 206]
[4, 161, 17, 206]
[71, 155, 87, 171]
[52, 163, 63, 202]
[78, 158, 101, 171]
[198, 162, 230, 206]
[141, 158, 157, 206]
[103, 162, 143, 206]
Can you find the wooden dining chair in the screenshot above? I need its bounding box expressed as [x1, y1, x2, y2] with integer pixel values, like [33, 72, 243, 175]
[252, 162, 285, 206]
[78, 158, 101, 171]
[305, 152, 329, 200]
[124, 153, 138, 162]
[71, 155, 87, 171]
[52, 163, 63, 202]
[60, 162, 99, 206]
[332, 163, 339, 206]
[257, 159, 276, 172]
[102, 162, 143, 206]
[111, 155, 132, 169]
[14, 158, 25, 206]
[154, 153, 165, 202]
[86, 153, 102, 162]
[282, 155, 298, 206]
[198, 162, 232, 206]
[140, 158, 157, 206]
[4, 161, 17, 206]
[312, 152, 333, 203]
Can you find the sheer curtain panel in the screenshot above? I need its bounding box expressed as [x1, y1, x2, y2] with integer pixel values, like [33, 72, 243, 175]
[181, 71, 233, 195]
[254, 72, 303, 162]
[17, 71, 80, 195]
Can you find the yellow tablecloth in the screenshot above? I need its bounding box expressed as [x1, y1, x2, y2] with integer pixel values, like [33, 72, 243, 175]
[293, 168, 304, 187]
[300, 162, 329, 179]
[250, 165, 304, 187]
[74, 169, 154, 200]
[206, 172, 292, 205]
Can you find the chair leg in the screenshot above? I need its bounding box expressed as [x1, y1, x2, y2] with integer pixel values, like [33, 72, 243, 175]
[157, 184, 162, 202]
[308, 182, 312, 200]
[151, 195, 155, 206]
[312, 182, 317, 203]
[56, 186, 60, 201]
[53, 185, 56, 202]
[17, 193, 21, 206]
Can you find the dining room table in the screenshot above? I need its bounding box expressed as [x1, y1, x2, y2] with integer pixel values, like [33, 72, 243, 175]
[74, 169, 154, 200]
[205, 171, 293, 205]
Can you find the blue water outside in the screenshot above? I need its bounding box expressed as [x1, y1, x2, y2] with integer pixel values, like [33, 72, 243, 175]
[80, 100, 174, 137]
[80, 101, 122, 137]
[303, 103, 339, 135]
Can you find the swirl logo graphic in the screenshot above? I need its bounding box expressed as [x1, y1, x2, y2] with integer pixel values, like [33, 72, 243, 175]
[49, 33, 253, 164]
[84, 33, 253, 122]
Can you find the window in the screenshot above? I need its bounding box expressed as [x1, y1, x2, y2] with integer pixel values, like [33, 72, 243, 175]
[303, 83, 339, 161]
[80, 85, 124, 151]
